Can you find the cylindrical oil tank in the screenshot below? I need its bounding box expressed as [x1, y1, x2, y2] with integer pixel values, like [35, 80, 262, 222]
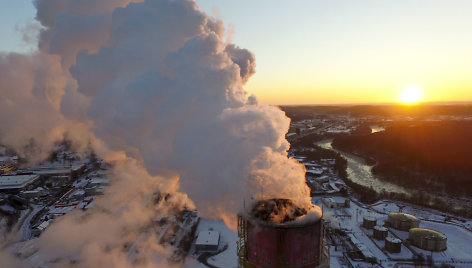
[408, 228, 447, 252]
[246, 218, 322, 268]
[363, 216, 376, 229]
[387, 212, 420, 231]
[373, 226, 388, 240]
[385, 237, 402, 253]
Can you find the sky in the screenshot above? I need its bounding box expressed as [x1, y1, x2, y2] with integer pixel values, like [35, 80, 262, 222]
[1, 0, 471, 105]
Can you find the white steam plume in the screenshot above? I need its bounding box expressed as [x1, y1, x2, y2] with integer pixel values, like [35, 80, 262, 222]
[0, 0, 317, 266]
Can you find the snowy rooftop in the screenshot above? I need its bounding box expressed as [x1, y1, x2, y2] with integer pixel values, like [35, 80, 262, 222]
[71, 189, 85, 196]
[306, 169, 323, 175]
[36, 220, 52, 231]
[90, 177, 109, 185]
[18, 164, 85, 176]
[0, 174, 40, 189]
[196, 231, 219, 246]
[0, 156, 13, 163]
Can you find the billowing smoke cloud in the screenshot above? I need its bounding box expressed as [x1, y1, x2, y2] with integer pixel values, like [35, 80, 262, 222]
[32, 159, 192, 268]
[0, 0, 315, 266]
[0, 51, 90, 162]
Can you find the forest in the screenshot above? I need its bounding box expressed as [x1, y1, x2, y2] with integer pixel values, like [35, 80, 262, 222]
[332, 120, 472, 196]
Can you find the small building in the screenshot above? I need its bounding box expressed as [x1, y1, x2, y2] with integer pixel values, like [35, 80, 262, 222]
[21, 189, 41, 199]
[85, 186, 105, 196]
[320, 158, 336, 165]
[195, 230, 220, 252]
[306, 169, 324, 176]
[322, 197, 350, 209]
[314, 175, 329, 183]
[89, 177, 109, 187]
[32, 220, 53, 237]
[387, 212, 420, 231]
[408, 228, 447, 252]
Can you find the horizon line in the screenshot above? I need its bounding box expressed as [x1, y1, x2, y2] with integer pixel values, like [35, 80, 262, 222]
[276, 100, 472, 107]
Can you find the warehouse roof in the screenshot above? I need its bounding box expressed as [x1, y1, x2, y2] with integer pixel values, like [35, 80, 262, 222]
[196, 231, 219, 246]
[0, 175, 40, 190]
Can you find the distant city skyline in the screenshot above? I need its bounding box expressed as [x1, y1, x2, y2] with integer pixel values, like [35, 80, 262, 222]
[1, 0, 471, 105]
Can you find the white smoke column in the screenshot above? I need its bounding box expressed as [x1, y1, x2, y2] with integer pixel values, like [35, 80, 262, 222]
[0, 51, 90, 162]
[67, 0, 313, 226]
[0, 0, 317, 266]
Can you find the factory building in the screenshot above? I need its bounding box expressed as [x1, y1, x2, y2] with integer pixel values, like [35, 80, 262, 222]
[0, 174, 41, 193]
[408, 228, 447, 252]
[386, 212, 420, 231]
[322, 197, 350, 209]
[17, 164, 85, 182]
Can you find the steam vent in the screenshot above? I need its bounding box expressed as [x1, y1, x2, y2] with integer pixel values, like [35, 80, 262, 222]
[237, 199, 329, 268]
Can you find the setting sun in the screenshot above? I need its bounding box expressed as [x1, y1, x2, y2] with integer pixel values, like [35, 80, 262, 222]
[399, 85, 424, 104]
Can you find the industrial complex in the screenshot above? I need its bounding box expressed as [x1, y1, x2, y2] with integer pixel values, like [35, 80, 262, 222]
[3, 113, 472, 268]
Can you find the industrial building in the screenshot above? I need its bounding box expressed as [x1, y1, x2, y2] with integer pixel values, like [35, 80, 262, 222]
[32, 220, 53, 237]
[85, 177, 109, 196]
[408, 228, 447, 252]
[386, 212, 420, 231]
[322, 197, 350, 209]
[21, 187, 45, 199]
[0, 174, 41, 193]
[195, 230, 220, 252]
[237, 199, 329, 268]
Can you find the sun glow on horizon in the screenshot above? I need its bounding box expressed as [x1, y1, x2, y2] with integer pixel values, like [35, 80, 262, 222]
[399, 85, 424, 104]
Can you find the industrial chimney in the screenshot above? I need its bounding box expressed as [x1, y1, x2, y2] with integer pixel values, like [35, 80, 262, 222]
[237, 199, 329, 268]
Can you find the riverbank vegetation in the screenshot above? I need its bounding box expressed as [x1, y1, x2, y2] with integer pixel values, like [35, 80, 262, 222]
[332, 120, 472, 217]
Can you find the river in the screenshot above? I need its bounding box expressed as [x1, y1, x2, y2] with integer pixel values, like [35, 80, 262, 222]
[316, 139, 409, 195]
